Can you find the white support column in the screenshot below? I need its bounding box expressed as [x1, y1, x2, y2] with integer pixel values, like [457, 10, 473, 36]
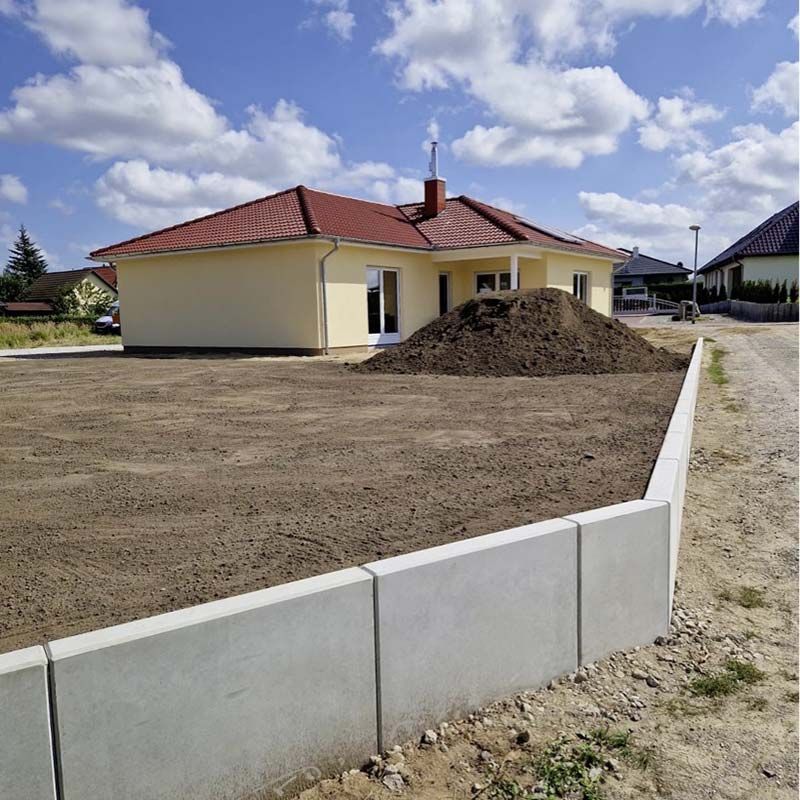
[510, 253, 519, 290]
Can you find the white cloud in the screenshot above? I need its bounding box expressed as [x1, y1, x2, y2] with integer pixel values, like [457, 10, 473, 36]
[577, 121, 799, 263]
[308, 0, 355, 41]
[0, 61, 227, 161]
[0, 174, 28, 204]
[0, 0, 423, 228]
[674, 122, 799, 216]
[377, 2, 650, 168]
[704, 0, 765, 26]
[790, 14, 799, 37]
[750, 61, 799, 117]
[95, 160, 271, 229]
[489, 196, 526, 215]
[49, 198, 75, 215]
[638, 92, 724, 152]
[454, 64, 649, 168]
[24, 0, 167, 66]
[576, 191, 705, 259]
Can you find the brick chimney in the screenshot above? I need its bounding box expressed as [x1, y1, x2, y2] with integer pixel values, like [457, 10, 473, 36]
[424, 141, 446, 217]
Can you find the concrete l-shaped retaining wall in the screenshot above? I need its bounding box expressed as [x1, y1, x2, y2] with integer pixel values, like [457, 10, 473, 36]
[2, 339, 703, 800]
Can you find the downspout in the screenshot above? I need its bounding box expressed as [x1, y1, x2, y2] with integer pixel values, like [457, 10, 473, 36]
[319, 238, 339, 355]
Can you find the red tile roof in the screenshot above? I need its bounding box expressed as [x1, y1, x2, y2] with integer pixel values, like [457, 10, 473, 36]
[0, 301, 54, 313]
[92, 266, 117, 289]
[700, 201, 799, 273]
[91, 186, 622, 261]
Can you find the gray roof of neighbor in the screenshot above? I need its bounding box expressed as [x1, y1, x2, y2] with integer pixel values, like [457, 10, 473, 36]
[613, 249, 691, 278]
[699, 201, 799, 274]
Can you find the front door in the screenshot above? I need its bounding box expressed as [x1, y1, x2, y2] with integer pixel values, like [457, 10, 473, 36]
[367, 268, 400, 345]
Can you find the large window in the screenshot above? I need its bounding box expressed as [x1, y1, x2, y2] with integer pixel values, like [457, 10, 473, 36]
[475, 272, 511, 294]
[573, 271, 589, 304]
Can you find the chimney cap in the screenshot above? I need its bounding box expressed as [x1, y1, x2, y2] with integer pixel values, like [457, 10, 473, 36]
[428, 141, 439, 179]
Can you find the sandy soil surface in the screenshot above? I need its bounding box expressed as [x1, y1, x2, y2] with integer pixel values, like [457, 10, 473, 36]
[299, 321, 798, 800]
[0, 355, 683, 653]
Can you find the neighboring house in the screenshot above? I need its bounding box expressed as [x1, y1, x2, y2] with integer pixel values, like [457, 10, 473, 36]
[699, 201, 799, 295]
[89, 168, 622, 354]
[613, 247, 691, 291]
[0, 267, 118, 316]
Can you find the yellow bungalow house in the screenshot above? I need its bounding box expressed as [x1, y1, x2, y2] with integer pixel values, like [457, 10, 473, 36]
[89, 164, 622, 355]
[699, 201, 799, 296]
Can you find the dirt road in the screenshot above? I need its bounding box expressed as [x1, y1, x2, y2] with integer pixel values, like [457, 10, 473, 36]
[0, 355, 682, 653]
[300, 322, 799, 800]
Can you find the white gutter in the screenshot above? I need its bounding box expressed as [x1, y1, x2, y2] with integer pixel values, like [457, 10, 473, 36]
[319, 238, 339, 355]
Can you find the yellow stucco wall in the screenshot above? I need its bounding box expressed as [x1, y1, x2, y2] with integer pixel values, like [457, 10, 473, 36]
[115, 240, 616, 350]
[440, 255, 549, 307]
[742, 255, 799, 286]
[545, 251, 614, 316]
[117, 242, 321, 349]
[320, 243, 436, 348]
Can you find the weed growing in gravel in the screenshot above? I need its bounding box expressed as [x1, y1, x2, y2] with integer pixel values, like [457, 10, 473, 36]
[481, 728, 652, 800]
[689, 660, 766, 698]
[708, 347, 729, 385]
[746, 696, 768, 711]
[719, 586, 767, 609]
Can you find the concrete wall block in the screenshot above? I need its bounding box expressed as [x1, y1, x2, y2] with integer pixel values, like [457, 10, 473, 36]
[658, 430, 689, 502]
[566, 501, 670, 665]
[47, 568, 377, 800]
[0, 646, 57, 800]
[365, 519, 578, 748]
[645, 458, 682, 613]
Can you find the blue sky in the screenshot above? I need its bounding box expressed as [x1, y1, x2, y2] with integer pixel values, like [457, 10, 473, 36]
[0, 0, 797, 270]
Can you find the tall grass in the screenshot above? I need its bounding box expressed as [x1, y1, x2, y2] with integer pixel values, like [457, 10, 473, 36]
[0, 319, 120, 349]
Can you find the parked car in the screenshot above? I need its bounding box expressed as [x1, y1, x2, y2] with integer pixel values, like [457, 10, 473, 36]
[95, 301, 120, 334]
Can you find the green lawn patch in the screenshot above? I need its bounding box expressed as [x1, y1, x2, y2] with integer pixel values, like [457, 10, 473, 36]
[708, 346, 729, 385]
[0, 319, 120, 349]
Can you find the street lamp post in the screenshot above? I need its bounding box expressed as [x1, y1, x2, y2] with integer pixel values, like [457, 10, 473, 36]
[690, 224, 701, 324]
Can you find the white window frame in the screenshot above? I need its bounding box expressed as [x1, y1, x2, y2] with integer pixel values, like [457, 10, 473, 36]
[367, 267, 401, 346]
[474, 271, 512, 294]
[573, 271, 590, 304]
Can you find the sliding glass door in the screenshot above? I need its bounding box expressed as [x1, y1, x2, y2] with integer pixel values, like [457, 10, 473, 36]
[367, 268, 400, 345]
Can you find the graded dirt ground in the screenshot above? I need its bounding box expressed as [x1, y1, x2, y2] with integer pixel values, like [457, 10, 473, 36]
[0, 354, 683, 652]
[300, 321, 798, 800]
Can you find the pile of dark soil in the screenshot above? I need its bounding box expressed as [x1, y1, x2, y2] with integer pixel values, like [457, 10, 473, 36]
[357, 288, 688, 377]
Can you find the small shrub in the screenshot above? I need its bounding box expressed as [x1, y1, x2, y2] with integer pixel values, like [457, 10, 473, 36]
[718, 283, 728, 301]
[719, 586, 767, 609]
[790, 280, 799, 303]
[779, 280, 788, 303]
[690, 659, 766, 698]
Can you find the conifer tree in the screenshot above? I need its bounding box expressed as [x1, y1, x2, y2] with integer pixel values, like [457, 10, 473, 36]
[5, 225, 48, 286]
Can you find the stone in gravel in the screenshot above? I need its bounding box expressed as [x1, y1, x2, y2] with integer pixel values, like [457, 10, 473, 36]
[574, 669, 589, 683]
[382, 772, 405, 792]
[479, 750, 493, 763]
[646, 675, 660, 688]
[516, 730, 531, 745]
[421, 729, 438, 745]
[631, 669, 648, 680]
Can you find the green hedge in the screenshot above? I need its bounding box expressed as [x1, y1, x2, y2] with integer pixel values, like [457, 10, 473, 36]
[0, 314, 96, 326]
